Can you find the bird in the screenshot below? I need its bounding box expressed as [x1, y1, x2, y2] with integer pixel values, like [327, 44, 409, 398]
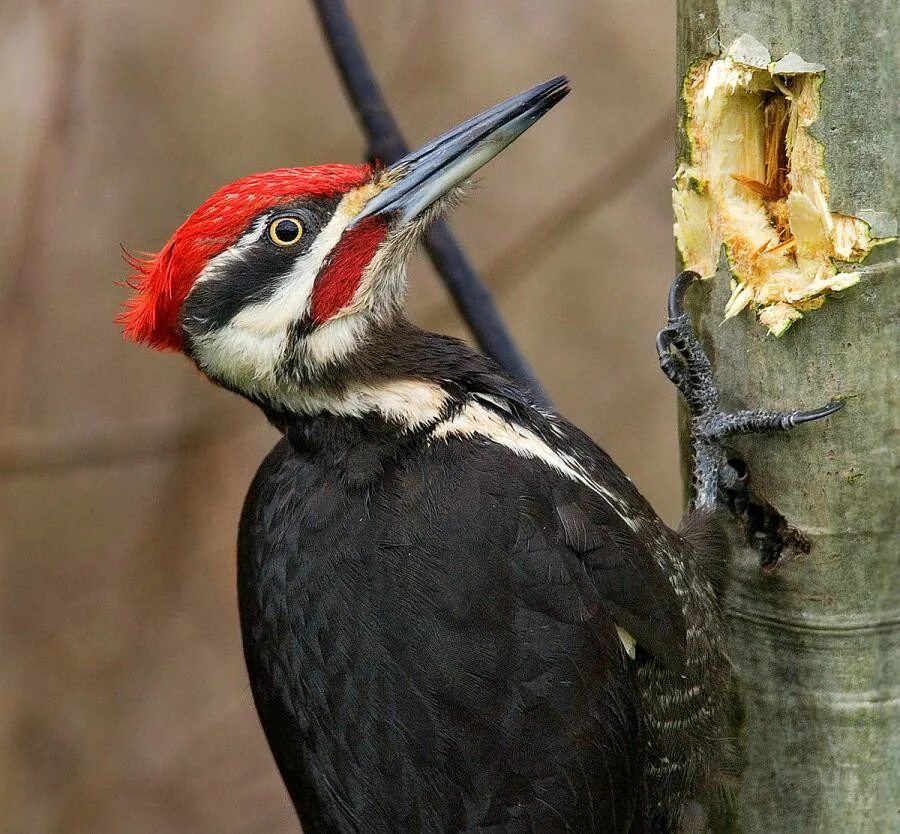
[119, 77, 841, 832]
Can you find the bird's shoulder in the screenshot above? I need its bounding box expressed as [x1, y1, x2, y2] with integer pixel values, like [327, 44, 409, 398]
[406, 393, 688, 670]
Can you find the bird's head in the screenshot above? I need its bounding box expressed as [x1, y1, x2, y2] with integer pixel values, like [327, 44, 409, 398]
[119, 77, 568, 407]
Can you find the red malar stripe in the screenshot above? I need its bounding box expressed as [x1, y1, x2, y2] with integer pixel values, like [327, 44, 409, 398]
[311, 216, 387, 323]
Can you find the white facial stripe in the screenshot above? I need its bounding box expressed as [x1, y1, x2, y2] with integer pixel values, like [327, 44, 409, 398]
[191, 326, 286, 394]
[192, 319, 448, 428]
[430, 402, 640, 532]
[235, 214, 270, 249]
[187, 187, 393, 390]
[228, 195, 358, 337]
[301, 314, 370, 369]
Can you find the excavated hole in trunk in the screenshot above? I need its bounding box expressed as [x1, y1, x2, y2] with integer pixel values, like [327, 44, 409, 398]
[722, 456, 811, 570]
[674, 36, 882, 335]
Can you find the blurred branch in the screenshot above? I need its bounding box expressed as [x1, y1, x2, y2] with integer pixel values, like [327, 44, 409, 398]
[309, 0, 549, 405]
[1, 1, 79, 314]
[0, 408, 255, 474]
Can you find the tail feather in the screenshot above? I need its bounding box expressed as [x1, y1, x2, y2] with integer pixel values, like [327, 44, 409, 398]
[678, 510, 730, 599]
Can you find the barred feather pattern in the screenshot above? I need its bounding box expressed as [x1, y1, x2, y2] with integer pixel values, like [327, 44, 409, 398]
[639, 516, 732, 832]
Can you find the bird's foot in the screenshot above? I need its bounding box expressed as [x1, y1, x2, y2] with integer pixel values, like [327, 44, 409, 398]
[656, 271, 843, 509]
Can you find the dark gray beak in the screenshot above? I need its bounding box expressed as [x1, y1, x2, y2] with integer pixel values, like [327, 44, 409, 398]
[351, 76, 570, 226]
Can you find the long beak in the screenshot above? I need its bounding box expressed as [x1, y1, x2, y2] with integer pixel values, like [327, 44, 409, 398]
[351, 76, 570, 227]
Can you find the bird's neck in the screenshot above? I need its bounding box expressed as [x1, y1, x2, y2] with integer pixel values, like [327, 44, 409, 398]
[255, 317, 532, 442]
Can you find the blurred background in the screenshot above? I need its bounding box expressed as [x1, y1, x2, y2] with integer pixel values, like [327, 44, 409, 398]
[0, 1, 679, 830]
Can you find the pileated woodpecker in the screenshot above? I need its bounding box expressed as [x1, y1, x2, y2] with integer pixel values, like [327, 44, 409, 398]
[120, 78, 840, 832]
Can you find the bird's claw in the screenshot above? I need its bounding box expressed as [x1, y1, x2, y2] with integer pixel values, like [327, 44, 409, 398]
[657, 271, 843, 508]
[696, 401, 844, 440]
[787, 400, 845, 426]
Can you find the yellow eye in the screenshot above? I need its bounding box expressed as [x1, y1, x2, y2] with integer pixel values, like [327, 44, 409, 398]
[268, 217, 303, 247]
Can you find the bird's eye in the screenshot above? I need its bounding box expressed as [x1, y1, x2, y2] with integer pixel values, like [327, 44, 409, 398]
[268, 217, 304, 247]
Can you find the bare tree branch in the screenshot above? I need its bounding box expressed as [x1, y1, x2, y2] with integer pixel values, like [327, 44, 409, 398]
[0, 406, 254, 474]
[309, 0, 549, 405]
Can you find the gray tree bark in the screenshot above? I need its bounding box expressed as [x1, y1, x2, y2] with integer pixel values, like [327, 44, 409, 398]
[676, 2, 898, 832]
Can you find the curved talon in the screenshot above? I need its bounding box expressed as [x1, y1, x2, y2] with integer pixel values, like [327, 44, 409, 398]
[702, 403, 844, 438]
[659, 356, 682, 387]
[656, 330, 678, 362]
[656, 330, 669, 357]
[789, 400, 844, 426]
[656, 329, 694, 396]
[667, 270, 701, 321]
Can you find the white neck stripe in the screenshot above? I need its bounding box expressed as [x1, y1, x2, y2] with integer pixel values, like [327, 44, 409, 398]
[430, 401, 640, 532]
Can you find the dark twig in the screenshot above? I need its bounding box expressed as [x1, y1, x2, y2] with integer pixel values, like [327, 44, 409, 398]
[310, 0, 549, 405]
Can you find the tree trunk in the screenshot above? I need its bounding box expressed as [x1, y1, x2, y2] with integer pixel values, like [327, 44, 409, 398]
[675, 3, 898, 832]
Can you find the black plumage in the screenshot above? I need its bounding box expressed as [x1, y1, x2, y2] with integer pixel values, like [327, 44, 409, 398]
[237, 325, 730, 833]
